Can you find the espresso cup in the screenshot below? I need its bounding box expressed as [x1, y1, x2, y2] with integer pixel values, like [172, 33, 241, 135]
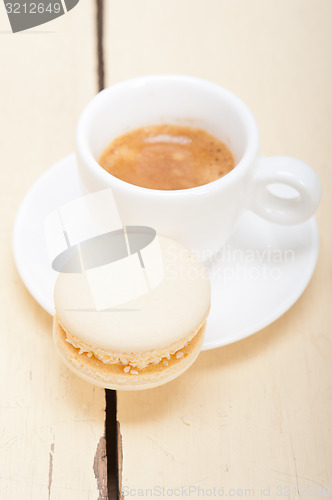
[76, 75, 321, 257]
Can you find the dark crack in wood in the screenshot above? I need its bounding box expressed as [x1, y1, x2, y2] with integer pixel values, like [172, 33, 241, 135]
[106, 390, 119, 499]
[96, 0, 105, 92]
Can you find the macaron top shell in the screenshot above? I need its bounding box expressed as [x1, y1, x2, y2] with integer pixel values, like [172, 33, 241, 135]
[54, 236, 210, 353]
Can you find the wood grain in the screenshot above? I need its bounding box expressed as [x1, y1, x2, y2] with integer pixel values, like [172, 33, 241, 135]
[103, 1, 332, 497]
[0, 2, 107, 499]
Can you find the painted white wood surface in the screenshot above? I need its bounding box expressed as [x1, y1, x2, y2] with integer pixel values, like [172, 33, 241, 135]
[103, 1, 332, 497]
[0, 2, 107, 499]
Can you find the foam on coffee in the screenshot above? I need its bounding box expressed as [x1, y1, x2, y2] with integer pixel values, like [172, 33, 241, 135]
[99, 124, 234, 190]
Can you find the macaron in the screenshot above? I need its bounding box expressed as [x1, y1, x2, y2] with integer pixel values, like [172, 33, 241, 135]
[53, 235, 210, 390]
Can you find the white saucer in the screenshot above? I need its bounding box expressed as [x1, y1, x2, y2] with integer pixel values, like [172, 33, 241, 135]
[13, 154, 319, 351]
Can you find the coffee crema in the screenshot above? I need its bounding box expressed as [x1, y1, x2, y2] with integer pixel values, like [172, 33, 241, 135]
[99, 124, 235, 190]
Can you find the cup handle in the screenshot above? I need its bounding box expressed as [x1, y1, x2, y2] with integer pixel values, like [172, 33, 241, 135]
[248, 156, 321, 224]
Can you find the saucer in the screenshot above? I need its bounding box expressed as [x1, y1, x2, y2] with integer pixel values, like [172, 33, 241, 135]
[13, 154, 319, 351]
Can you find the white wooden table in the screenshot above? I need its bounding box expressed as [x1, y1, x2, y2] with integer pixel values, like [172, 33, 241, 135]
[0, 1, 331, 499]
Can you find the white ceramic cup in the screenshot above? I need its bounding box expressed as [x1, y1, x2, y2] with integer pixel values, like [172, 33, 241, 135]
[76, 75, 321, 258]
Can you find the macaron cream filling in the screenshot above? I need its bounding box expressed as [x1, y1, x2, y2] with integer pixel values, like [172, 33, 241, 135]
[55, 316, 206, 376]
[56, 314, 206, 371]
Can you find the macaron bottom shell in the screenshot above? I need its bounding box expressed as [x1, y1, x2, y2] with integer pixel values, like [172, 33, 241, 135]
[53, 317, 206, 390]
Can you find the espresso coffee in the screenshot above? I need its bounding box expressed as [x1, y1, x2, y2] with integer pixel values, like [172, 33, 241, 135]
[99, 124, 234, 190]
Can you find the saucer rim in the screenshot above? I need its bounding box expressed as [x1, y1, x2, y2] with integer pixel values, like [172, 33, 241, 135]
[12, 158, 73, 315]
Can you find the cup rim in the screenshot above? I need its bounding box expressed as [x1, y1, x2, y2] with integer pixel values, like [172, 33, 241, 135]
[76, 74, 260, 198]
